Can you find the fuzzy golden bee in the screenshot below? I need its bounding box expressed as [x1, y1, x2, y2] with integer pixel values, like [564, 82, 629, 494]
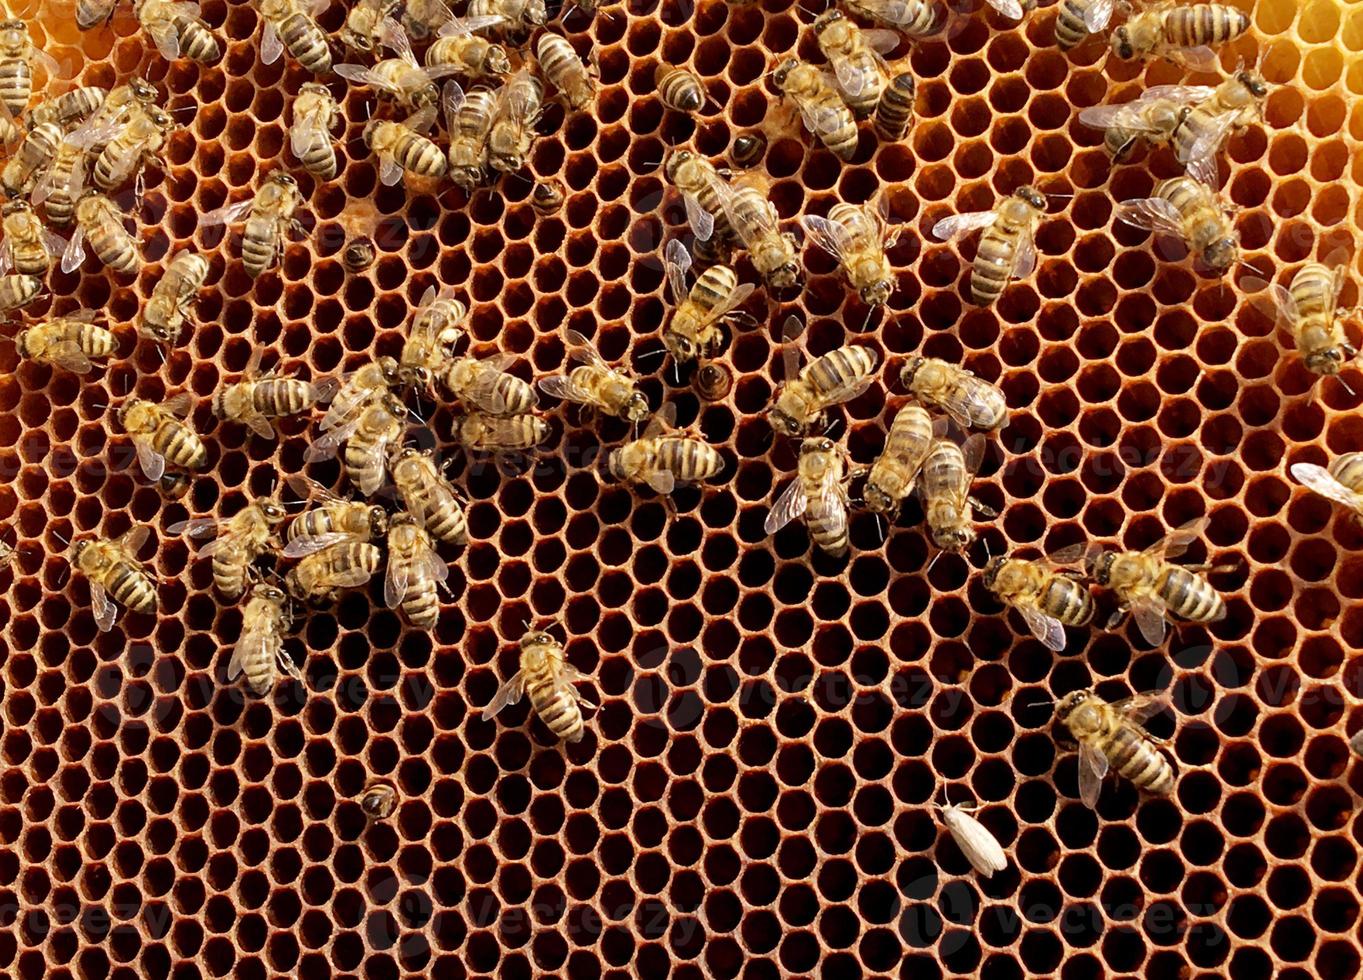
[439, 351, 537, 416]
[92, 103, 178, 193]
[389, 447, 469, 545]
[1111, 2, 1250, 69]
[139, 250, 209, 347]
[765, 436, 856, 557]
[1055, 0, 1117, 51]
[663, 148, 731, 243]
[481, 627, 595, 743]
[168, 496, 288, 600]
[1115, 172, 1239, 272]
[1292, 454, 1363, 520]
[285, 541, 383, 604]
[772, 57, 859, 161]
[843, 0, 942, 36]
[1078, 83, 1214, 164]
[385, 513, 449, 628]
[801, 193, 898, 308]
[863, 403, 933, 515]
[78, 0, 118, 30]
[320, 356, 401, 432]
[31, 135, 89, 228]
[134, 0, 223, 63]
[1086, 517, 1229, 645]
[360, 779, 398, 819]
[290, 83, 342, 180]
[717, 175, 802, 291]
[257, 0, 334, 74]
[538, 329, 649, 422]
[69, 78, 160, 157]
[812, 11, 896, 119]
[656, 66, 706, 115]
[932, 185, 1047, 306]
[0, 274, 44, 313]
[282, 475, 391, 555]
[364, 110, 448, 185]
[230, 583, 300, 692]
[531, 179, 564, 216]
[0, 19, 59, 118]
[72, 527, 158, 632]
[467, 0, 546, 36]
[401, 284, 468, 387]
[486, 68, 543, 175]
[306, 392, 408, 495]
[982, 550, 1095, 652]
[119, 392, 208, 481]
[2, 121, 62, 198]
[769, 318, 880, 437]
[874, 70, 917, 142]
[423, 15, 510, 77]
[342, 236, 375, 273]
[1055, 690, 1176, 809]
[63, 191, 140, 275]
[212, 351, 339, 439]
[920, 435, 997, 555]
[336, 26, 445, 111]
[607, 402, 724, 495]
[444, 82, 496, 192]
[453, 410, 550, 452]
[340, 0, 402, 51]
[901, 356, 1009, 431]
[15, 312, 115, 375]
[1170, 70, 1269, 174]
[1248, 259, 1359, 382]
[202, 171, 305, 279]
[0, 200, 65, 276]
[30, 85, 108, 130]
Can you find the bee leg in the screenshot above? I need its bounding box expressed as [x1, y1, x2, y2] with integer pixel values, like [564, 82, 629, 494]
[968, 496, 999, 519]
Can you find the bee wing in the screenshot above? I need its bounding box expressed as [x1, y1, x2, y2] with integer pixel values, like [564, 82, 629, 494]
[961, 433, 986, 477]
[383, 550, 411, 608]
[322, 378, 378, 430]
[697, 282, 756, 330]
[260, 20, 284, 65]
[378, 154, 405, 186]
[1129, 595, 1170, 646]
[832, 59, 876, 98]
[800, 96, 851, 139]
[200, 198, 255, 228]
[1184, 152, 1222, 190]
[1138, 84, 1218, 106]
[1113, 197, 1185, 239]
[405, 104, 438, 135]
[537, 374, 596, 407]
[1081, 0, 1114, 31]
[229, 617, 280, 684]
[497, 69, 541, 120]
[931, 210, 998, 242]
[1167, 44, 1219, 73]
[986, 0, 1024, 20]
[281, 531, 359, 559]
[143, 16, 182, 60]
[90, 579, 118, 632]
[119, 525, 151, 557]
[335, 63, 396, 95]
[1181, 111, 1238, 169]
[358, 441, 398, 496]
[134, 436, 167, 482]
[304, 416, 362, 463]
[481, 669, 526, 720]
[166, 517, 223, 539]
[60, 226, 86, 274]
[290, 109, 330, 160]
[642, 401, 678, 441]
[800, 214, 855, 264]
[1019, 605, 1067, 652]
[1241, 277, 1296, 328]
[163, 392, 194, 418]
[441, 13, 504, 36]
[376, 16, 417, 59]
[465, 355, 519, 414]
[565, 328, 611, 371]
[817, 348, 882, 408]
[1077, 102, 1156, 132]
[240, 412, 277, 439]
[0, 246, 9, 276]
[663, 239, 691, 301]
[42, 341, 95, 375]
[1013, 227, 1038, 280]
[309, 377, 341, 405]
[1111, 692, 1171, 727]
[1077, 743, 1109, 809]
[424, 548, 450, 586]
[1045, 542, 1089, 567]
[644, 466, 676, 495]
[764, 477, 809, 536]
[441, 79, 465, 129]
[286, 473, 344, 504]
[29, 46, 61, 81]
[1143, 516, 1207, 561]
[861, 29, 901, 54]
[41, 228, 68, 258]
[683, 190, 716, 243]
[1291, 463, 1363, 514]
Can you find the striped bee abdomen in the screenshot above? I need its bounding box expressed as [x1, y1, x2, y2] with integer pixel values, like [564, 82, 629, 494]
[528, 675, 585, 742]
[109, 561, 157, 613]
[1155, 566, 1225, 623]
[1163, 4, 1249, 47]
[1040, 576, 1095, 626]
[155, 420, 208, 469]
[655, 437, 724, 483]
[1101, 725, 1175, 797]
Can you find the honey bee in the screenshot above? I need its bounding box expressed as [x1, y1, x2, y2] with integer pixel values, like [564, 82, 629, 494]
[453, 411, 550, 452]
[157, 471, 195, 499]
[167, 496, 288, 599]
[385, 513, 449, 628]
[135, 0, 223, 63]
[15, 311, 115, 374]
[0, 523, 14, 567]
[0, 101, 21, 146]
[1078, 84, 1213, 162]
[812, 11, 896, 119]
[1170, 71, 1269, 173]
[230, 583, 300, 692]
[0, 20, 59, 118]
[0, 200, 65, 276]
[1249, 259, 1359, 381]
[717, 175, 802, 291]
[340, 0, 402, 51]
[772, 58, 859, 161]
[389, 447, 469, 545]
[139, 249, 209, 346]
[769, 317, 880, 437]
[282, 474, 390, 555]
[486, 68, 543, 175]
[1111, 2, 1251, 69]
[439, 351, 537, 416]
[0, 275, 44, 312]
[342, 236, 375, 272]
[1055, 0, 1117, 50]
[662, 241, 754, 366]
[467, 0, 546, 36]
[119, 393, 208, 481]
[531, 179, 564, 216]
[443, 82, 496, 192]
[663, 148, 730, 243]
[538, 329, 649, 422]
[400, 0, 459, 38]
[694, 361, 733, 400]
[336, 26, 447, 111]
[656, 66, 706, 115]
[765, 436, 855, 557]
[1055, 689, 1175, 808]
[30, 85, 108, 130]
[364, 109, 449, 184]
[900, 356, 1009, 431]
[320, 355, 400, 431]
[1086, 517, 1229, 645]
[201, 171, 306, 279]
[607, 402, 724, 495]
[78, 0, 118, 30]
[72, 527, 158, 632]
[70, 78, 161, 149]
[424, 15, 510, 77]
[257, 0, 334, 75]
[800, 193, 898, 308]
[290, 82, 341, 180]
[360, 779, 398, 819]
[536, 33, 596, 111]
[285, 541, 383, 604]
[481, 627, 594, 743]
[92, 102, 177, 193]
[1292, 454, 1363, 520]
[920, 434, 998, 554]
[401, 283, 467, 387]
[31, 134, 90, 228]
[306, 391, 408, 495]
[1114, 173, 1239, 272]
[873, 70, 916, 142]
[2, 121, 62, 197]
[212, 351, 338, 438]
[982, 549, 1095, 651]
[843, 0, 942, 36]
[862, 403, 933, 515]
[932, 185, 1047, 306]
[63, 191, 140, 275]
[730, 133, 766, 168]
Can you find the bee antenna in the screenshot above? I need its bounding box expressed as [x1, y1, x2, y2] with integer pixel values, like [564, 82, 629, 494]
[875, 511, 885, 543]
[52, 530, 70, 545]
[1339, 375, 1357, 398]
[635, 346, 667, 364]
[927, 549, 943, 575]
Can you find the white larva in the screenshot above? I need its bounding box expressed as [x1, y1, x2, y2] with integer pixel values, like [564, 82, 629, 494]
[938, 803, 1007, 878]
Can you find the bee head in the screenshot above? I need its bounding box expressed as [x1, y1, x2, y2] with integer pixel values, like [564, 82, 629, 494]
[981, 556, 1006, 591]
[520, 630, 556, 649]
[1238, 71, 1269, 98]
[768, 406, 802, 438]
[362, 117, 383, 141]
[368, 507, 391, 538]
[1, 199, 28, 216]
[376, 356, 401, 387]
[932, 526, 975, 553]
[382, 392, 408, 417]
[801, 436, 835, 456]
[863, 481, 895, 514]
[253, 582, 286, 603]
[71, 539, 91, 563]
[769, 260, 802, 291]
[1203, 236, 1239, 271]
[1088, 549, 1115, 584]
[1053, 689, 1090, 724]
[860, 280, 893, 307]
[147, 105, 175, 129]
[812, 9, 843, 34]
[663, 148, 691, 182]
[900, 355, 925, 388]
[271, 172, 297, 189]
[624, 392, 651, 422]
[1015, 185, 1046, 211]
[116, 399, 138, 426]
[255, 497, 287, 524]
[130, 78, 158, 102]
[1305, 348, 1347, 376]
[771, 58, 799, 87]
[1110, 27, 1135, 60]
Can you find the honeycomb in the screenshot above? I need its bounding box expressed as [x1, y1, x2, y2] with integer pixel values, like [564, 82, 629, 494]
[1, 0, 1362, 974]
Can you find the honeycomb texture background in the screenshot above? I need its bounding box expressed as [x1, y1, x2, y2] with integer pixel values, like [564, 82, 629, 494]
[1, 0, 1362, 975]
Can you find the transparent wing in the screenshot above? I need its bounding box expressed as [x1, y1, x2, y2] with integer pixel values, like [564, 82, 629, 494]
[1111, 692, 1170, 727]
[143, 17, 182, 60]
[481, 670, 526, 719]
[861, 29, 900, 53]
[200, 198, 255, 228]
[1114, 197, 1186, 238]
[1013, 228, 1037, 280]
[423, 547, 450, 586]
[1130, 596, 1169, 646]
[565, 328, 610, 371]
[1167, 44, 1218, 73]
[376, 16, 417, 59]
[987, 0, 1024, 19]
[285, 473, 343, 504]
[42, 341, 94, 374]
[357, 442, 395, 495]
[41, 228, 67, 257]
[1181, 111, 1238, 168]
[166, 517, 221, 538]
[305, 416, 362, 463]
[60, 227, 86, 274]
[1082, 0, 1114, 31]
[290, 108, 330, 160]
[281, 531, 359, 559]
[1184, 152, 1220, 190]
[1046, 542, 1089, 567]
[683, 191, 715, 243]
[379, 154, 404, 186]
[1139, 84, 1218, 105]
[961, 433, 986, 477]
[465, 358, 517, 414]
[537, 375, 597, 406]
[163, 392, 194, 417]
[0, 245, 10, 276]
[1077, 744, 1108, 809]
[645, 466, 676, 496]
[697, 282, 756, 328]
[812, 472, 848, 530]
[440, 13, 504, 35]
[764, 477, 808, 536]
[120, 525, 151, 557]
[310, 377, 341, 405]
[1291, 463, 1363, 514]
[261, 21, 283, 65]
[932, 210, 998, 242]
[800, 214, 855, 264]
[384, 551, 411, 608]
[335, 64, 398, 95]
[1077, 102, 1157, 132]
[90, 580, 117, 632]
[801, 100, 852, 138]
[441, 79, 465, 129]
[1019, 605, 1067, 652]
[1143, 517, 1207, 561]
[664, 238, 691, 301]
[135, 436, 166, 482]
[833, 59, 876, 98]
